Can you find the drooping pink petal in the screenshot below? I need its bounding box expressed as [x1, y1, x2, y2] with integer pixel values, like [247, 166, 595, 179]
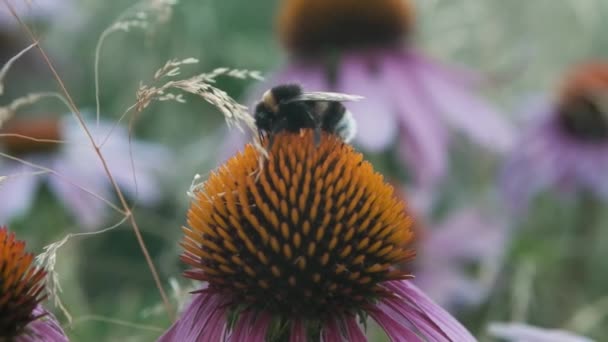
[343, 316, 367, 342]
[383, 280, 477, 341]
[368, 305, 424, 342]
[384, 51, 449, 187]
[411, 53, 514, 153]
[228, 310, 255, 342]
[248, 311, 272, 341]
[16, 305, 69, 342]
[335, 51, 399, 151]
[488, 322, 593, 342]
[289, 319, 307, 342]
[157, 291, 228, 342]
[321, 318, 345, 341]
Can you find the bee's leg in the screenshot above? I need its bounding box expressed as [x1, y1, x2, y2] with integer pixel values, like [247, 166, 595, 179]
[267, 134, 275, 151]
[267, 119, 288, 151]
[314, 126, 322, 147]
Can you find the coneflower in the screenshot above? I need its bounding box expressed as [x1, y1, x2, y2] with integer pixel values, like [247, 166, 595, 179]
[502, 62, 608, 210]
[0, 115, 170, 229]
[222, 0, 512, 190]
[160, 131, 475, 341]
[0, 226, 68, 341]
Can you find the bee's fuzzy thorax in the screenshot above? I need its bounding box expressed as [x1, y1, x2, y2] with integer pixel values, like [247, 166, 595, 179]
[182, 131, 414, 318]
[278, 0, 414, 57]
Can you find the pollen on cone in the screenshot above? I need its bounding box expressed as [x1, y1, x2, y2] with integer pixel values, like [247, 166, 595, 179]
[183, 131, 414, 318]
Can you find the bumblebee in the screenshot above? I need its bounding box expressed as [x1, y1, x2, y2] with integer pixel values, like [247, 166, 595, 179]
[253, 84, 362, 145]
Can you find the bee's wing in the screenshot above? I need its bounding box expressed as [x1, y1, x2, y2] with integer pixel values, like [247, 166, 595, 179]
[283, 92, 364, 103]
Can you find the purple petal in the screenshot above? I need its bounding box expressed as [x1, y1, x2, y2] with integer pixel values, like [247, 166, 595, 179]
[62, 116, 169, 205]
[322, 318, 345, 342]
[17, 305, 69, 342]
[499, 109, 593, 210]
[343, 316, 367, 342]
[488, 322, 593, 342]
[368, 305, 424, 342]
[381, 280, 477, 341]
[157, 291, 228, 342]
[411, 54, 514, 152]
[289, 319, 307, 342]
[422, 207, 507, 261]
[47, 159, 110, 230]
[228, 310, 255, 342]
[0, 163, 39, 223]
[383, 52, 449, 187]
[248, 311, 272, 341]
[334, 52, 399, 151]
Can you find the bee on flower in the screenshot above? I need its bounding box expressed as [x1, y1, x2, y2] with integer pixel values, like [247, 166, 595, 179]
[160, 91, 476, 340]
[222, 0, 513, 191]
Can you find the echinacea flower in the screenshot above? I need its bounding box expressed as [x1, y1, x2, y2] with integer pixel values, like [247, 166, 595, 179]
[0, 226, 68, 341]
[488, 322, 594, 342]
[502, 62, 608, 210]
[0, 115, 170, 229]
[414, 207, 507, 309]
[222, 0, 512, 188]
[161, 131, 475, 341]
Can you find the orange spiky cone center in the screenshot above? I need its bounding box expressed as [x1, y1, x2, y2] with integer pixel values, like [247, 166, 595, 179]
[278, 0, 414, 57]
[0, 227, 47, 339]
[182, 131, 415, 318]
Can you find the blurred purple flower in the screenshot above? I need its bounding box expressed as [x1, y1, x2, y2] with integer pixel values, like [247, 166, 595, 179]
[0, 115, 170, 229]
[159, 281, 476, 342]
[414, 207, 508, 309]
[222, 0, 513, 188]
[488, 322, 594, 342]
[502, 63, 608, 211]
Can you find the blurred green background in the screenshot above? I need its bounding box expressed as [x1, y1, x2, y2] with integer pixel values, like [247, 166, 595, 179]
[2, 0, 608, 341]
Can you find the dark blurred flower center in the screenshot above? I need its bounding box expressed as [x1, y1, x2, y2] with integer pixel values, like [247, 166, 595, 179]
[558, 94, 608, 142]
[278, 0, 413, 57]
[183, 131, 414, 319]
[0, 118, 62, 155]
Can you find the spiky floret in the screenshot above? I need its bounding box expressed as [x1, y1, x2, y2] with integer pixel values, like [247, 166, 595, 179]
[0, 227, 47, 339]
[182, 131, 415, 319]
[558, 62, 608, 141]
[278, 0, 414, 56]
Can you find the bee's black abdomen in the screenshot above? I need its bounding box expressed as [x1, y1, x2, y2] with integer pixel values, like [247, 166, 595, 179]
[321, 102, 346, 133]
